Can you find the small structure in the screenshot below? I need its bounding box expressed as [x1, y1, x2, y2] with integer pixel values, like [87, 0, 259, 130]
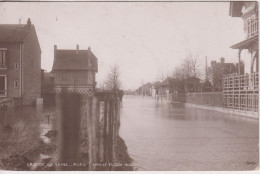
[52, 45, 98, 96]
[0, 18, 41, 105]
[224, 2, 258, 113]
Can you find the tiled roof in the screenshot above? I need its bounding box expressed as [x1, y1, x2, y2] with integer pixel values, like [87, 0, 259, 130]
[0, 24, 29, 42]
[52, 49, 98, 71]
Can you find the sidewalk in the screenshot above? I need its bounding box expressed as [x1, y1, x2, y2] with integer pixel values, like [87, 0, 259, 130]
[185, 103, 259, 120]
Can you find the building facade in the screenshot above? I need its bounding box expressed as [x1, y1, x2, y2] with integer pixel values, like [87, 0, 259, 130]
[52, 45, 98, 96]
[206, 57, 244, 91]
[223, 2, 258, 113]
[0, 18, 41, 105]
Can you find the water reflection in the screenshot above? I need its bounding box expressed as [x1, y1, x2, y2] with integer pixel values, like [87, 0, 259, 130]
[119, 95, 259, 171]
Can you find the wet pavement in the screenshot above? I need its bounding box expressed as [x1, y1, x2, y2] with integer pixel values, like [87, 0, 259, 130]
[119, 95, 259, 171]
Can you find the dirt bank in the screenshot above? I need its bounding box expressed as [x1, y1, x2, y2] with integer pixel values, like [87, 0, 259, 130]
[113, 136, 134, 171]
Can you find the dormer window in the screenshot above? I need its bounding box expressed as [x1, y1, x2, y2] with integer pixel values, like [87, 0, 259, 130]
[0, 49, 7, 68]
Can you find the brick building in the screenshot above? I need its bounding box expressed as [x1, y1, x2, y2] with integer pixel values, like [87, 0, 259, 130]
[206, 57, 244, 90]
[0, 18, 41, 105]
[52, 45, 98, 96]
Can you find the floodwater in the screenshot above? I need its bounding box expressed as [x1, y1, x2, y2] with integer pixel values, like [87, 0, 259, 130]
[119, 95, 259, 171]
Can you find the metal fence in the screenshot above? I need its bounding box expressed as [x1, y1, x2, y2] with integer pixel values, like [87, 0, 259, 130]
[223, 73, 258, 112]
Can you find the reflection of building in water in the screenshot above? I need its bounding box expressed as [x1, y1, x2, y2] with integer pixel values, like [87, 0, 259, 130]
[52, 44, 98, 96]
[223, 2, 258, 113]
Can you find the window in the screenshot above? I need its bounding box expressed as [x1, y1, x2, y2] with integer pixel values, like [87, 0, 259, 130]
[247, 15, 258, 38]
[15, 63, 19, 70]
[0, 50, 6, 68]
[0, 76, 6, 96]
[14, 80, 18, 88]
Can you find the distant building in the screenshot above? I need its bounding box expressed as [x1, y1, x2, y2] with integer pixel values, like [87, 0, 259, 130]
[0, 18, 41, 105]
[206, 57, 244, 90]
[52, 45, 98, 96]
[136, 82, 152, 96]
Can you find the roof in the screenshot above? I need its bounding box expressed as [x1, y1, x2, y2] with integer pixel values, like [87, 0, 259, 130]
[0, 24, 30, 42]
[0, 22, 41, 52]
[52, 49, 98, 71]
[230, 35, 258, 49]
[229, 2, 244, 17]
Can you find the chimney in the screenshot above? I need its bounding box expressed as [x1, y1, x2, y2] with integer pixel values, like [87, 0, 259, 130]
[76, 44, 79, 54]
[221, 57, 225, 64]
[54, 45, 57, 59]
[27, 18, 31, 26]
[88, 46, 92, 67]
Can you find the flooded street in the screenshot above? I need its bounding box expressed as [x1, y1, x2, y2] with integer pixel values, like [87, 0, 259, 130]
[119, 95, 259, 171]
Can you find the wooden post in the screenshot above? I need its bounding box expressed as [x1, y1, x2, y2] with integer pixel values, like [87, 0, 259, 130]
[56, 92, 81, 171]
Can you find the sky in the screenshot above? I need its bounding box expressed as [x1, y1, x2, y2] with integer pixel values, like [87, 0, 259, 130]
[0, 2, 246, 90]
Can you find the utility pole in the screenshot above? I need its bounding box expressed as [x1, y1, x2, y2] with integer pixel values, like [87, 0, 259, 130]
[205, 56, 208, 81]
[142, 80, 144, 97]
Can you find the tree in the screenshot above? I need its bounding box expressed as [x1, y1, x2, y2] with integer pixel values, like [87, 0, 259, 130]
[172, 53, 202, 92]
[104, 64, 121, 92]
[201, 79, 212, 92]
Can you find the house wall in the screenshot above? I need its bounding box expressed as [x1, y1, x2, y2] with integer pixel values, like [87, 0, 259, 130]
[0, 43, 21, 98]
[54, 70, 95, 87]
[22, 26, 41, 105]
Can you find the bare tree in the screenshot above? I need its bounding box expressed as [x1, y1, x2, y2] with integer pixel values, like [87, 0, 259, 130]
[183, 53, 202, 79]
[104, 64, 121, 92]
[172, 52, 202, 92]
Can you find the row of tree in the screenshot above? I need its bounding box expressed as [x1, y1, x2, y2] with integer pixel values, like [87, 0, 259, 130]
[169, 53, 233, 93]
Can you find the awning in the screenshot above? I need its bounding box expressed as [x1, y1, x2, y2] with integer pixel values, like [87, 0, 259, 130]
[230, 35, 258, 49]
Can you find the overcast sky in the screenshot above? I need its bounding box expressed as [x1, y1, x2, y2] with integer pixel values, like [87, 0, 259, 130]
[0, 2, 245, 90]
